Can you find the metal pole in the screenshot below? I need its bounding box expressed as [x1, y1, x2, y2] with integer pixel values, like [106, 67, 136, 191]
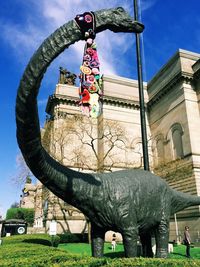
[174, 213, 179, 243]
[134, 0, 149, 171]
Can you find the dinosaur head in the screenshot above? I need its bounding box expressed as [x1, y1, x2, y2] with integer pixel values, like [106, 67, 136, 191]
[95, 7, 144, 34]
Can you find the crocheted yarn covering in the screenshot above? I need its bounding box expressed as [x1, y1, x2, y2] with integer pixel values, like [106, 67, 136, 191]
[75, 12, 103, 118]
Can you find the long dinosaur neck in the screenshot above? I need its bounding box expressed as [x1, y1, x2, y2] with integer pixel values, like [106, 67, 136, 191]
[16, 20, 82, 202]
[16, 7, 142, 203]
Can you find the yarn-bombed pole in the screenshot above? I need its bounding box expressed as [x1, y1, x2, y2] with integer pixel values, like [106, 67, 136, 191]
[134, 0, 149, 171]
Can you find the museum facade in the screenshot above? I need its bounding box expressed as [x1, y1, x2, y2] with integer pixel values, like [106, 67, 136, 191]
[21, 49, 200, 241]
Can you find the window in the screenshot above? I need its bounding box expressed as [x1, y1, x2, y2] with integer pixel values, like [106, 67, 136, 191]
[171, 123, 184, 159]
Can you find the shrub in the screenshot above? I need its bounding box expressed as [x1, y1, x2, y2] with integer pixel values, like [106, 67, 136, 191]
[1, 235, 200, 267]
[3, 234, 53, 246]
[6, 208, 34, 226]
[50, 235, 61, 247]
[58, 233, 88, 243]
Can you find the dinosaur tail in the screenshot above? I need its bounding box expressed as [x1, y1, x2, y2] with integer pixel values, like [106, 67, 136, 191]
[171, 189, 200, 214]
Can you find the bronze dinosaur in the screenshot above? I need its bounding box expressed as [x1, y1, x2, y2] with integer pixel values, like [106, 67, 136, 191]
[16, 7, 200, 258]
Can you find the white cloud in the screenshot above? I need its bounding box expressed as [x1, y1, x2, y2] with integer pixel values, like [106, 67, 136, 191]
[40, 0, 128, 75]
[1, 0, 155, 76]
[0, 22, 43, 60]
[140, 0, 157, 12]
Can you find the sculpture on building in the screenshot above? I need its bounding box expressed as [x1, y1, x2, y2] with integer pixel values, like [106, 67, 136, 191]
[59, 67, 77, 85]
[16, 7, 200, 258]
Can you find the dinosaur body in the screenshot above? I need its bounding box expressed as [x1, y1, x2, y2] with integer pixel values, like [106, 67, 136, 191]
[63, 169, 200, 257]
[15, 7, 200, 258]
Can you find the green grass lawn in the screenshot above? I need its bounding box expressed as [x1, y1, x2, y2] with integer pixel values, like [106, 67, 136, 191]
[169, 244, 200, 259]
[59, 242, 125, 258]
[2, 234, 200, 266]
[59, 242, 200, 259]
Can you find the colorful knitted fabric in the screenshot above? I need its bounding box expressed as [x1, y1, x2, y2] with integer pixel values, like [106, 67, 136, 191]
[75, 12, 103, 118]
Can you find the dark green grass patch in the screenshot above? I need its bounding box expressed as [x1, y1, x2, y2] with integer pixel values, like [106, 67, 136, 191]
[59, 241, 200, 260]
[59, 242, 124, 257]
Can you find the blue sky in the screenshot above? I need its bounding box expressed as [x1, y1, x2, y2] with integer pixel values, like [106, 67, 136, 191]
[0, 0, 200, 217]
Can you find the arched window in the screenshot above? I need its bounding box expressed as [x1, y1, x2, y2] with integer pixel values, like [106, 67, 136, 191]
[171, 123, 184, 159]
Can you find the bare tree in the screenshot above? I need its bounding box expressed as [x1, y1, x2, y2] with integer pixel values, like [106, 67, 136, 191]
[10, 202, 20, 208]
[16, 113, 148, 236]
[41, 114, 136, 238]
[11, 153, 33, 186]
[42, 188, 87, 234]
[43, 114, 130, 172]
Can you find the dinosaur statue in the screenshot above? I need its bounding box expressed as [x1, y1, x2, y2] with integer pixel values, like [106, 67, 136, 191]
[16, 7, 200, 258]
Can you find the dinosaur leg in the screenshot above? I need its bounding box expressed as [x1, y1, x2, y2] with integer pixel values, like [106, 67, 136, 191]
[91, 223, 105, 257]
[154, 218, 169, 258]
[140, 232, 153, 258]
[122, 227, 138, 257]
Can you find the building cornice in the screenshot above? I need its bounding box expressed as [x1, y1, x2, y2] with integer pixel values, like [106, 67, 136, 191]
[45, 94, 78, 114]
[193, 68, 200, 83]
[148, 49, 200, 89]
[103, 95, 140, 109]
[103, 74, 147, 88]
[147, 71, 193, 110]
[46, 92, 141, 116]
[192, 58, 200, 90]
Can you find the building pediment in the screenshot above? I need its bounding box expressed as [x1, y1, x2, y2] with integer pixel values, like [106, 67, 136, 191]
[147, 49, 200, 109]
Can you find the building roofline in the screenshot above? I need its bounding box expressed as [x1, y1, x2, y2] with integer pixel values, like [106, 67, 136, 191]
[103, 74, 147, 88]
[148, 49, 200, 88]
[45, 92, 141, 116]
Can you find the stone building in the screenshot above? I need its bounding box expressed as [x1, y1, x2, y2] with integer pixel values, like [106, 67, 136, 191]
[148, 49, 200, 242]
[21, 49, 200, 242]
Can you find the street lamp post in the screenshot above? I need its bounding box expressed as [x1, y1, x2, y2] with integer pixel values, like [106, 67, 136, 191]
[134, 0, 150, 171]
